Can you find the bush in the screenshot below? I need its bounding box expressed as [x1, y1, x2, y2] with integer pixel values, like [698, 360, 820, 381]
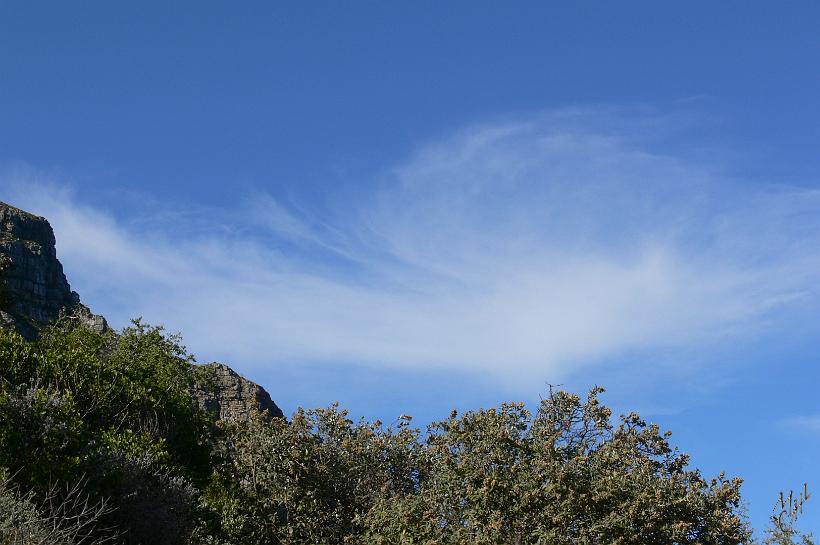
[0, 322, 213, 544]
[0, 383, 84, 489]
[88, 452, 199, 545]
[0, 470, 115, 545]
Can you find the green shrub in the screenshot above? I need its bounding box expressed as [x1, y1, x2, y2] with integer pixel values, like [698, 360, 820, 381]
[0, 319, 810, 544]
[0, 321, 213, 544]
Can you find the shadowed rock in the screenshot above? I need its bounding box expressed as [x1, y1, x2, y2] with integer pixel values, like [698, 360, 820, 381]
[0, 201, 107, 339]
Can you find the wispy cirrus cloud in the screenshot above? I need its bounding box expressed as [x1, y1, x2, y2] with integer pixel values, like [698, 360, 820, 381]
[4, 107, 820, 386]
[780, 415, 820, 433]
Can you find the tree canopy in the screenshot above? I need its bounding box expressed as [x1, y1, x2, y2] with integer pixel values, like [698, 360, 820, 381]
[0, 320, 812, 545]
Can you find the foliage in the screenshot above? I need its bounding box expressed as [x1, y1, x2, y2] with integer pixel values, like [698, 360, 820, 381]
[207, 405, 422, 544]
[0, 383, 84, 488]
[0, 319, 812, 544]
[88, 451, 199, 545]
[203, 388, 758, 545]
[763, 485, 814, 545]
[359, 388, 750, 545]
[0, 469, 115, 545]
[0, 321, 214, 544]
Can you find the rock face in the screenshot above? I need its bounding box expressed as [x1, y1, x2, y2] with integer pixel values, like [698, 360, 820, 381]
[0, 201, 107, 339]
[0, 200, 283, 422]
[192, 363, 284, 420]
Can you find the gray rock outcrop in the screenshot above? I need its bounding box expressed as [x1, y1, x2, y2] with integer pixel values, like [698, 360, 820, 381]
[192, 363, 284, 420]
[0, 201, 107, 339]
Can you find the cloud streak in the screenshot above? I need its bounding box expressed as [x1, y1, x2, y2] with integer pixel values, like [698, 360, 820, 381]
[5, 108, 820, 385]
[780, 415, 820, 433]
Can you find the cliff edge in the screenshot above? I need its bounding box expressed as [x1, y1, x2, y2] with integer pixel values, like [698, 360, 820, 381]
[0, 201, 107, 338]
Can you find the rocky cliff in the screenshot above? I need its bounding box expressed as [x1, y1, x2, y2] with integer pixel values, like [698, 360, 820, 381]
[0, 201, 107, 339]
[0, 200, 282, 421]
[192, 363, 284, 420]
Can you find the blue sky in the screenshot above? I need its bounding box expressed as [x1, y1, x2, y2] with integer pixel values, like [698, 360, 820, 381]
[2, 1, 819, 534]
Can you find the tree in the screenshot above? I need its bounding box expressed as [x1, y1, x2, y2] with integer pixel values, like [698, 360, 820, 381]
[763, 485, 814, 545]
[213, 387, 753, 545]
[208, 405, 423, 545]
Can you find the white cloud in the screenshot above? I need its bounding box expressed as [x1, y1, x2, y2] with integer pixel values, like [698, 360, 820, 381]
[780, 415, 820, 433]
[4, 108, 820, 386]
